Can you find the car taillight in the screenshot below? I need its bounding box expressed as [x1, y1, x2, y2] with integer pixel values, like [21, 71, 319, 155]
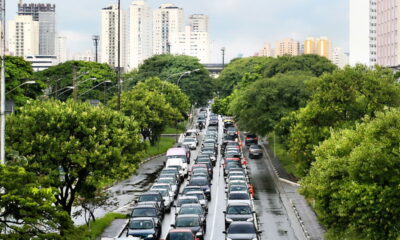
[254, 137, 258, 140]
[245, 137, 250, 140]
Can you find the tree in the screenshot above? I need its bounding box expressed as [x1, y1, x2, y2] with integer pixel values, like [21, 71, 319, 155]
[34, 61, 117, 103]
[0, 165, 72, 239]
[5, 56, 46, 106]
[135, 77, 191, 117]
[301, 108, 400, 240]
[6, 100, 144, 215]
[229, 71, 313, 136]
[288, 65, 400, 176]
[211, 96, 232, 116]
[109, 88, 182, 145]
[124, 54, 214, 106]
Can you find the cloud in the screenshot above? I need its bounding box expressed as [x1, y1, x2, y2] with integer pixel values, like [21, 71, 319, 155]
[58, 30, 92, 55]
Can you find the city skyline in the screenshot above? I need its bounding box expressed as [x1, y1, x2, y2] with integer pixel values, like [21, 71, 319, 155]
[7, 0, 348, 63]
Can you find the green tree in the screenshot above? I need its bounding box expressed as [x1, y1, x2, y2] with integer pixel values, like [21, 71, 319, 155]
[288, 65, 400, 176]
[34, 61, 117, 103]
[6, 100, 144, 215]
[5, 56, 46, 106]
[0, 165, 72, 239]
[109, 88, 182, 145]
[135, 77, 191, 117]
[301, 108, 400, 240]
[211, 96, 232, 116]
[229, 71, 312, 136]
[125, 54, 214, 106]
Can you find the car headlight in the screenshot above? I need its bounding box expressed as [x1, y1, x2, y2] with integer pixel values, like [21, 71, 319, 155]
[226, 238, 233, 240]
[225, 218, 233, 222]
[247, 217, 254, 222]
[252, 238, 258, 240]
[147, 234, 154, 238]
[196, 232, 203, 236]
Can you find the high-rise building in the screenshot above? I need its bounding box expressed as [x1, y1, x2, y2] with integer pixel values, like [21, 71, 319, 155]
[275, 38, 299, 57]
[18, 2, 56, 56]
[331, 47, 349, 68]
[189, 14, 208, 32]
[304, 37, 316, 54]
[55, 35, 67, 64]
[349, 0, 377, 66]
[8, 15, 39, 57]
[153, 3, 184, 55]
[257, 42, 274, 57]
[317, 37, 331, 59]
[128, 0, 153, 70]
[100, 4, 127, 70]
[376, 0, 400, 66]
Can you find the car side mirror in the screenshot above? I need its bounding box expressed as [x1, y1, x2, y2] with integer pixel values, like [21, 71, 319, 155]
[223, 211, 226, 214]
[171, 224, 176, 228]
[222, 231, 227, 234]
[175, 213, 178, 216]
[258, 231, 263, 234]
[252, 211, 256, 214]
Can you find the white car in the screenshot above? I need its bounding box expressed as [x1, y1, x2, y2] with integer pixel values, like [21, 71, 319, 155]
[226, 191, 252, 207]
[186, 129, 199, 137]
[151, 183, 176, 199]
[184, 191, 208, 212]
[166, 158, 188, 178]
[182, 137, 198, 150]
[150, 187, 173, 212]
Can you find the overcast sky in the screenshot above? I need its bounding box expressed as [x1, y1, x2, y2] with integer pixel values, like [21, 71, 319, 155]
[8, 0, 349, 62]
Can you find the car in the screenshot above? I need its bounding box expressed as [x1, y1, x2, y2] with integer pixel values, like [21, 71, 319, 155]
[225, 184, 249, 195]
[182, 186, 203, 195]
[156, 177, 179, 196]
[186, 129, 199, 137]
[151, 183, 176, 199]
[227, 175, 248, 184]
[130, 205, 163, 224]
[175, 196, 200, 213]
[150, 187, 173, 212]
[167, 148, 190, 164]
[172, 214, 205, 240]
[163, 229, 200, 240]
[183, 137, 198, 150]
[223, 203, 255, 228]
[244, 133, 258, 146]
[137, 191, 165, 213]
[248, 144, 263, 159]
[226, 191, 252, 206]
[184, 191, 208, 211]
[126, 217, 161, 239]
[224, 162, 242, 176]
[166, 158, 188, 178]
[175, 203, 207, 226]
[226, 127, 238, 138]
[188, 177, 212, 200]
[160, 168, 181, 184]
[223, 221, 262, 240]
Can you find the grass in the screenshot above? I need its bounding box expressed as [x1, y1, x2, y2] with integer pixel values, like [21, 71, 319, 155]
[67, 212, 128, 240]
[267, 133, 302, 179]
[163, 121, 188, 134]
[142, 136, 176, 159]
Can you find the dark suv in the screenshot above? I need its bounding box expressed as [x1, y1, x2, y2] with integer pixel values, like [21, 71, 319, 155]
[137, 191, 165, 213]
[244, 134, 258, 146]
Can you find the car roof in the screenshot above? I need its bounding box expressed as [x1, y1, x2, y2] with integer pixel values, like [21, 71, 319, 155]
[185, 191, 205, 195]
[179, 196, 199, 200]
[167, 148, 187, 155]
[130, 217, 155, 221]
[227, 202, 251, 207]
[176, 214, 200, 219]
[169, 229, 193, 233]
[229, 221, 255, 226]
[180, 203, 203, 208]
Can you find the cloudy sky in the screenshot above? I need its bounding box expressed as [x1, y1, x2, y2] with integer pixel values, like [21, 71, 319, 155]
[8, 0, 349, 62]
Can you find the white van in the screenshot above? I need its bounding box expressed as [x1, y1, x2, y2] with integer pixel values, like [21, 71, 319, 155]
[166, 158, 188, 178]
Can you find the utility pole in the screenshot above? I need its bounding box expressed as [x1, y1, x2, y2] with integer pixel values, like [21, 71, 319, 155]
[92, 35, 99, 63]
[221, 47, 226, 68]
[0, 0, 6, 164]
[72, 65, 77, 101]
[117, 0, 121, 110]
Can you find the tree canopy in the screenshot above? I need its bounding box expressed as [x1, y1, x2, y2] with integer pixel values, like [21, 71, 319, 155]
[287, 65, 400, 175]
[6, 100, 144, 215]
[125, 54, 215, 106]
[301, 108, 400, 240]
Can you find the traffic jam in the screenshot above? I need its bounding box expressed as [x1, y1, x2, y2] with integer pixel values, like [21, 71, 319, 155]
[123, 107, 263, 240]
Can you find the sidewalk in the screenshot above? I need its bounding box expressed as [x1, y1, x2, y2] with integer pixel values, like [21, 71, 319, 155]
[99, 219, 128, 240]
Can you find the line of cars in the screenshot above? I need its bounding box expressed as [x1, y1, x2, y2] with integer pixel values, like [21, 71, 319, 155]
[221, 118, 263, 240]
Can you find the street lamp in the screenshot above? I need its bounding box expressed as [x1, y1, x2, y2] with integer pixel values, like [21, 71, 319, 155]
[176, 69, 200, 86]
[57, 86, 75, 97]
[6, 81, 36, 94]
[92, 35, 100, 62]
[78, 80, 112, 98]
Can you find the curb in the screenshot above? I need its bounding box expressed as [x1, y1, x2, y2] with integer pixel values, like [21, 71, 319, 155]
[290, 199, 311, 240]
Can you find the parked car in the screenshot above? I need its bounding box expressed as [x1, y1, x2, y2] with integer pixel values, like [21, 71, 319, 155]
[223, 221, 262, 240]
[248, 144, 263, 159]
[223, 203, 255, 228]
[126, 217, 161, 239]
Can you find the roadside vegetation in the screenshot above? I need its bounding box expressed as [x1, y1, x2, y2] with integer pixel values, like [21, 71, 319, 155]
[213, 54, 400, 239]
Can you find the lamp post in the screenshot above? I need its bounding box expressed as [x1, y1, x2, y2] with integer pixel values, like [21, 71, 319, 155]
[6, 81, 36, 94]
[176, 69, 200, 86]
[117, 0, 122, 110]
[0, 0, 6, 164]
[78, 80, 112, 99]
[92, 35, 99, 63]
[221, 47, 226, 68]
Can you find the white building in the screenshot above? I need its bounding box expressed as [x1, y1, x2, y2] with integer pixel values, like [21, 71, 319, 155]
[128, 0, 153, 70]
[349, 0, 376, 66]
[257, 42, 274, 57]
[73, 50, 94, 62]
[8, 15, 39, 57]
[55, 35, 67, 64]
[100, 4, 127, 71]
[153, 3, 184, 55]
[25, 55, 57, 71]
[331, 47, 349, 68]
[189, 14, 208, 32]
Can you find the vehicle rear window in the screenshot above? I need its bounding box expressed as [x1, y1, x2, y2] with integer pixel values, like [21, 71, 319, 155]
[139, 194, 160, 202]
[230, 193, 250, 200]
[131, 208, 157, 217]
[228, 223, 256, 234]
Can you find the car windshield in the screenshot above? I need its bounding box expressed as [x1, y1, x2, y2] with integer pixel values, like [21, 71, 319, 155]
[168, 165, 182, 171]
[132, 208, 157, 217]
[129, 220, 154, 229]
[230, 185, 247, 192]
[167, 232, 194, 240]
[179, 206, 203, 215]
[175, 217, 200, 227]
[227, 206, 252, 214]
[139, 195, 160, 202]
[246, 134, 257, 138]
[184, 138, 195, 142]
[155, 189, 168, 197]
[187, 193, 205, 200]
[229, 193, 249, 200]
[228, 224, 256, 234]
[190, 178, 209, 186]
[177, 198, 198, 206]
[158, 178, 174, 184]
[162, 169, 178, 174]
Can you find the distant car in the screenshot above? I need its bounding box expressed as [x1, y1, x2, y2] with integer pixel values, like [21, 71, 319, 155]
[188, 177, 212, 200]
[176, 203, 207, 227]
[171, 214, 205, 240]
[175, 196, 200, 213]
[184, 191, 208, 212]
[126, 217, 161, 239]
[223, 203, 255, 228]
[244, 133, 258, 146]
[223, 221, 262, 240]
[183, 137, 198, 150]
[248, 144, 263, 159]
[226, 191, 251, 206]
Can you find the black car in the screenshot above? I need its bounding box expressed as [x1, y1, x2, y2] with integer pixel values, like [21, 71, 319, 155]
[130, 205, 163, 223]
[188, 177, 211, 200]
[223, 221, 262, 240]
[172, 214, 205, 240]
[126, 217, 161, 239]
[137, 191, 165, 213]
[244, 133, 258, 146]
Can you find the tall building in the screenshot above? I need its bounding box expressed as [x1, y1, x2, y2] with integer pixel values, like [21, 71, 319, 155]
[332, 47, 349, 68]
[349, 0, 376, 66]
[55, 35, 67, 64]
[257, 42, 274, 57]
[18, 2, 56, 56]
[304, 37, 316, 54]
[128, 0, 153, 70]
[189, 14, 208, 32]
[275, 38, 300, 57]
[376, 0, 400, 66]
[317, 37, 331, 59]
[8, 15, 39, 57]
[153, 3, 184, 55]
[100, 4, 127, 70]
